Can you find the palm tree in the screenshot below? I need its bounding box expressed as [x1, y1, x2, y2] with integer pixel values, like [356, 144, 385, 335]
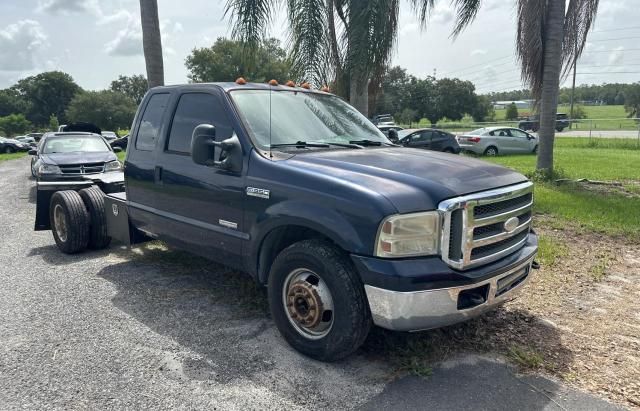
[224, 0, 400, 116]
[139, 0, 164, 88]
[440, 0, 599, 174]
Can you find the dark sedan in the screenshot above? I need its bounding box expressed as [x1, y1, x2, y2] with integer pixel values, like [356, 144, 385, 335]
[0, 137, 31, 153]
[30, 132, 122, 180]
[397, 128, 461, 153]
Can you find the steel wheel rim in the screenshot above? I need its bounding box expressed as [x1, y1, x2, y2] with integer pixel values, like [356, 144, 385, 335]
[487, 148, 497, 156]
[53, 204, 68, 242]
[282, 268, 334, 340]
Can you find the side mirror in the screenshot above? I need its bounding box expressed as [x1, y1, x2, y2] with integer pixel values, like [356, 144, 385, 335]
[112, 146, 123, 153]
[191, 124, 242, 173]
[28, 149, 37, 155]
[388, 129, 398, 142]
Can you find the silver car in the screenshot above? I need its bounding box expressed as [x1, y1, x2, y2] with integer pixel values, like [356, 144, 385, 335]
[457, 127, 538, 156]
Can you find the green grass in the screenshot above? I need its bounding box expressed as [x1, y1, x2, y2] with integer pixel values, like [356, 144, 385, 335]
[493, 105, 640, 130]
[483, 138, 640, 239]
[0, 152, 27, 162]
[508, 346, 544, 369]
[536, 236, 568, 267]
[484, 138, 640, 180]
[116, 150, 126, 162]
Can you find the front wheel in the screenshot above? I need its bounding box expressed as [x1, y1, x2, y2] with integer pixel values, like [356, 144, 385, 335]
[4, 146, 15, 154]
[268, 239, 371, 361]
[533, 145, 538, 154]
[556, 126, 564, 132]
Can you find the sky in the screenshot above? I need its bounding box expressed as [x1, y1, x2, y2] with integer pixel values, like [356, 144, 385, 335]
[0, 0, 638, 94]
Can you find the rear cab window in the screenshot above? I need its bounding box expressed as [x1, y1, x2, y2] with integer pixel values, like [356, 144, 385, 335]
[135, 93, 170, 151]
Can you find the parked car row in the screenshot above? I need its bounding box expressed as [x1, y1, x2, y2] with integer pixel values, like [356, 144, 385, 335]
[0, 136, 31, 153]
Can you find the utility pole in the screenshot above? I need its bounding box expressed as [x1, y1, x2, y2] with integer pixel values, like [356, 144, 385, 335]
[569, 39, 578, 129]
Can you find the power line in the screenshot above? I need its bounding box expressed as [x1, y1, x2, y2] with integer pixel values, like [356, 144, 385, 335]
[589, 36, 640, 43]
[577, 71, 640, 74]
[591, 25, 640, 33]
[438, 54, 513, 77]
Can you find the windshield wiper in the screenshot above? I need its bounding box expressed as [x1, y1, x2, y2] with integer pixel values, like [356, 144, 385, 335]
[348, 139, 386, 146]
[309, 141, 363, 149]
[270, 141, 330, 149]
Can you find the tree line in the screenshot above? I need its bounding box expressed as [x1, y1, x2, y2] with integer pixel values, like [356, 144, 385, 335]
[0, 72, 146, 136]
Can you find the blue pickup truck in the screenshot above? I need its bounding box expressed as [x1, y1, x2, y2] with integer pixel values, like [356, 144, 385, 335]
[35, 81, 538, 361]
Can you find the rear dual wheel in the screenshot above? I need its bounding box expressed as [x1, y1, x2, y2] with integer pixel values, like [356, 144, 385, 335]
[50, 188, 111, 254]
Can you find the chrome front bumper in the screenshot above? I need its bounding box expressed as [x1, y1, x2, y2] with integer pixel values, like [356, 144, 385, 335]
[364, 254, 535, 331]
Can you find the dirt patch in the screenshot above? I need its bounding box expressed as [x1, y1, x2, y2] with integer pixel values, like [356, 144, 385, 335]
[556, 178, 640, 198]
[362, 217, 640, 408]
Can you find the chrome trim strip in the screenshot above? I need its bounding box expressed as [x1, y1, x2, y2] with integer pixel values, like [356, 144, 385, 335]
[472, 218, 531, 247]
[473, 202, 533, 227]
[365, 253, 535, 331]
[468, 233, 529, 265]
[439, 181, 534, 270]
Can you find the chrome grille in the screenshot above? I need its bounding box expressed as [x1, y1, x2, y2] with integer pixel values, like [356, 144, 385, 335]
[439, 182, 534, 270]
[59, 162, 105, 175]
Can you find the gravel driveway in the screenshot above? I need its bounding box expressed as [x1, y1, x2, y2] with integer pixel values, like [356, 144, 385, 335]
[0, 156, 623, 410]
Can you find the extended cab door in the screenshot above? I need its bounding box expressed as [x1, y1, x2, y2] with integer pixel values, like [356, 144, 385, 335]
[152, 90, 246, 264]
[125, 92, 171, 235]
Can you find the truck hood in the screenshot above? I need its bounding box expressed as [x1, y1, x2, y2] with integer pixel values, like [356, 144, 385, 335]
[40, 151, 117, 166]
[286, 147, 528, 213]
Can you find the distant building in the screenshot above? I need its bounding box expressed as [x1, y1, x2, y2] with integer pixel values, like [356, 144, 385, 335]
[493, 100, 533, 110]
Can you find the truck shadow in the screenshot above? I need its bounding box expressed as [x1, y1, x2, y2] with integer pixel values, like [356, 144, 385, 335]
[28, 244, 124, 265]
[95, 243, 573, 407]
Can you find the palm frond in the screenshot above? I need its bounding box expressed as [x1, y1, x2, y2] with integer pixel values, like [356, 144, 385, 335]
[287, 0, 329, 86]
[224, 0, 277, 50]
[410, 0, 435, 28]
[515, 0, 547, 102]
[563, 0, 599, 77]
[343, 0, 399, 87]
[451, 0, 482, 38]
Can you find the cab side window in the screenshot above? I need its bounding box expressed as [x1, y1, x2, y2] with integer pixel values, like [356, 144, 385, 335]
[136, 93, 169, 151]
[166, 92, 233, 154]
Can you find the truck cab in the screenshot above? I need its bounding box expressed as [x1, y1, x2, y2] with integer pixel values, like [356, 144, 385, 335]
[37, 81, 538, 361]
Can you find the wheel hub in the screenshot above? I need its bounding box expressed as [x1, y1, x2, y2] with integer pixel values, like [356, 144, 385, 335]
[53, 204, 67, 242]
[286, 280, 324, 328]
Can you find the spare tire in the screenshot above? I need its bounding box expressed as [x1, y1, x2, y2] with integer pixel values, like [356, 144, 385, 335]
[79, 187, 111, 250]
[50, 190, 90, 254]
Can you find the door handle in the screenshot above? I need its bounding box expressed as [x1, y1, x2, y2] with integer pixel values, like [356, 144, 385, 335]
[154, 166, 163, 183]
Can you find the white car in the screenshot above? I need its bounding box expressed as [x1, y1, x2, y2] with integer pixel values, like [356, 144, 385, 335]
[457, 127, 538, 156]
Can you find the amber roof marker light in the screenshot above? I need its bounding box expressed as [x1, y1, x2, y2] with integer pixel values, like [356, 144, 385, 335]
[301, 82, 311, 89]
[235, 77, 247, 85]
[285, 80, 296, 87]
[321, 86, 330, 92]
[269, 79, 279, 86]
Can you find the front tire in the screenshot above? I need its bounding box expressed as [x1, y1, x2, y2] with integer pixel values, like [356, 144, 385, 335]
[79, 187, 111, 250]
[484, 146, 499, 156]
[533, 145, 538, 154]
[4, 146, 15, 154]
[268, 239, 371, 361]
[50, 190, 90, 254]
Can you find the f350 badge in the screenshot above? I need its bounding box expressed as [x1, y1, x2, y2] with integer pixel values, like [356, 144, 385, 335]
[246, 187, 270, 199]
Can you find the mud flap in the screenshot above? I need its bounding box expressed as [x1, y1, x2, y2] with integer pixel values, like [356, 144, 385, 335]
[35, 181, 93, 230]
[104, 192, 149, 246]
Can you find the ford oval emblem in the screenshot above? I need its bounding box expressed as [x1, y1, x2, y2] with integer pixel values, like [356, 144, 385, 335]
[504, 216, 519, 233]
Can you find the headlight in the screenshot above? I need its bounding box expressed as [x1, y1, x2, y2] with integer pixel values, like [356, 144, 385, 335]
[38, 164, 61, 175]
[375, 211, 441, 258]
[104, 160, 122, 171]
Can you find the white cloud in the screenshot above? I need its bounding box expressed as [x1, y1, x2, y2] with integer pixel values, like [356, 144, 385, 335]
[0, 20, 48, 71]
[470, 49, 487, 56]
[431, 2, 454, 24]
[608, 46, 624, 66]
[37, 0, 100, 14]
[105, 16, 143, 56]
[399, 22, 418, 37]
[105, 14, 179, 57]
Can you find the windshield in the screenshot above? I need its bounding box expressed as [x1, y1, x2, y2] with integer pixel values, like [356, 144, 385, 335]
[230, 90, 389, 149]
[42, 135, 110, 154]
